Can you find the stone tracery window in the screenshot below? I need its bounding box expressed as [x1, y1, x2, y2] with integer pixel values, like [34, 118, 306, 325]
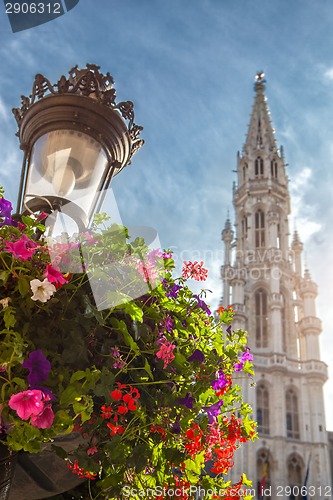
[255, 156, 264, 177]
[255, 288, 268, 348]
[286, 389, 300, 439]
[271, 159, 278, 178]
[255, 210, 265, 248]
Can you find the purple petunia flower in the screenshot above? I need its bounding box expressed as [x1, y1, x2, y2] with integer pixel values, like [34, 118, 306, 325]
[211, 370, 228, 391]
[163, 280, 182, 299]
[187, 349, 205, 363]
[193, 295, 211, 316]
[0, 217, 18, 228]
[204, 400, 223, 424]
[178, 392, 195, 409]
[23, 350, 51, 386]
[0, 198, 12, 218]
[234, 347, 253, 372]
[239, 348, 254, 363]
[161, 315, 174, 333]
[226, 325, 232, 335]
[234, 362, 244, 372]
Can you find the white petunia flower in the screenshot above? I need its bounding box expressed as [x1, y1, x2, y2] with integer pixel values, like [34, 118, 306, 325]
[30, 278, 56, 303]
[0, 297, 11, 309]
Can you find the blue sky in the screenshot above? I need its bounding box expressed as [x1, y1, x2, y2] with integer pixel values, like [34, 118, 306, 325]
[1, 0, 333, 428]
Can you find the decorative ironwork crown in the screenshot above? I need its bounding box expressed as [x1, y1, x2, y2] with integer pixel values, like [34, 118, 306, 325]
[12, 63, 144, 159]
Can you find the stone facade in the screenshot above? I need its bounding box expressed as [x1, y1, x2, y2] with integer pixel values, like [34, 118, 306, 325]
[221, 74, 332, 497]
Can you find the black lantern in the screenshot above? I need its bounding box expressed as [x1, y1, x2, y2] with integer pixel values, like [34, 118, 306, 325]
[13, 64, 144, 231]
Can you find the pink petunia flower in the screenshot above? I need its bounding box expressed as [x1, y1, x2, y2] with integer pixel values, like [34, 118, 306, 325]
[44, 264, 68, 286]
[8, 390, 44, 420]
[30, 404, 54, 429]
[5, 234, 38, 261]
[182, 261, 208, 281]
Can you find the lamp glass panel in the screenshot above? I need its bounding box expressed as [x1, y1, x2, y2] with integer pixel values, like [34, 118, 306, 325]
[25, 130, 108, 217]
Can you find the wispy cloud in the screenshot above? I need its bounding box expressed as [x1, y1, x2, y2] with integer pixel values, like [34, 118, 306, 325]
[324, 67, 333, 81]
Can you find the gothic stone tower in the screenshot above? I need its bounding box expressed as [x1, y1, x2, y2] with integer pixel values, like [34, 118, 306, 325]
[221, 73, 332, 496]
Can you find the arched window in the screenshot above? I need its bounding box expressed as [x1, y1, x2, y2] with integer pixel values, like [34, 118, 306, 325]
[255, 157, 264, 177]
[257, 385, 269, 434]
[257, 450, 271, 499]
[255, 288, 268, 348]
[271, 159, 278, 178]
[287, 455, 303, 499]
[286, 389, 300, 439]
[255, 210, 265, 248]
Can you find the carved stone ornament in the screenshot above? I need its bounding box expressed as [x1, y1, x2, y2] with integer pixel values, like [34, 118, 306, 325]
[12, 64, 144, 161]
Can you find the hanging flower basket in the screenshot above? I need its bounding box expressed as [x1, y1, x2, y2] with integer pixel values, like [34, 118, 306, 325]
[0, 192, 257, 499]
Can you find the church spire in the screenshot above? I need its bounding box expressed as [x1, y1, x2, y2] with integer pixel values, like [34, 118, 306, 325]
[243, 72, 278, 155]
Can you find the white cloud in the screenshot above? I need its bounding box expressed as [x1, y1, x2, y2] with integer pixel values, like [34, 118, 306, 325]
[324, 67, 333, 81]
[289, 166, 322, 242]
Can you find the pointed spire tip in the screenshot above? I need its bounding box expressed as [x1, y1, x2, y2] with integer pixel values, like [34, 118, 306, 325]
[254, 71, 266, 92]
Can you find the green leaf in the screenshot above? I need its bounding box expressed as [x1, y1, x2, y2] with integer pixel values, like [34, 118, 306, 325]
[11, 377, 26, 389]
[120, 301, 143, 323]
[183, 453, 204, 481]
[52, 410, 74, 434]
[116, 319, 140, 355]
[243, 414, 256, 436]
[3, 307, 16, 328]
[59, 385, 80, 407]
[18, 278, 30, 297]
[143, 358, 153, 380]
[0, 270, 9, 284]
[70, 370, 86, 383]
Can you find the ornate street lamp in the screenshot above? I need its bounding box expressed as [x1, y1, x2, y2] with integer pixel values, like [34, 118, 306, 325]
[13, 63, 144, 231]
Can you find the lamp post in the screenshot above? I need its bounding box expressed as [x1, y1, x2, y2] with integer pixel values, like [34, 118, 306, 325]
[3, 64, 144, 500]
[13, 63, 143, 231]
